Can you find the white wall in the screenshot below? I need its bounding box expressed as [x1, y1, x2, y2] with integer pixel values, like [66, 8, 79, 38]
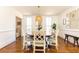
[58, 7, 79, 44]
[0, 7, 22, 48]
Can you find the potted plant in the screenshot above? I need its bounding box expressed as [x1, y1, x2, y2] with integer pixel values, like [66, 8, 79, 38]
[52, 23, 56, 30]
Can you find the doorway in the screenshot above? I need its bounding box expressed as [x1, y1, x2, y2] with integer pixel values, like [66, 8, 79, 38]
[16, 16, 22, 52]
[16, 16, 22, 38]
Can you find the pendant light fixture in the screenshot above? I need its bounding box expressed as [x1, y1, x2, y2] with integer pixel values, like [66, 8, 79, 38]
[35, 6, 42, 24]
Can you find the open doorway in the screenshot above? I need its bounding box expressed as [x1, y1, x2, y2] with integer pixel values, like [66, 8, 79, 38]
[16, 16, 22, 52]
[16, 16, 22, 38]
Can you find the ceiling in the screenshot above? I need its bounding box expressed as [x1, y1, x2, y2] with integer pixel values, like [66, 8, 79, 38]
[14, 6, 71, 15]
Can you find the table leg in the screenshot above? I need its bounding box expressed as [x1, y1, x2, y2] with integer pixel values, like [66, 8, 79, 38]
[74, 37, 75, 47]
[77, 39, 78, 47]
[67, 35, 68, 43]
[64, 34, 66, 42]
[76, 38, 78, 47]
[73, 37, 79, 47]
[64, 34, 68, 42]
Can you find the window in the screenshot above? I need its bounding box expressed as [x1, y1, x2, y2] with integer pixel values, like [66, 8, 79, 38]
[44, 16, 52, 35]
[26, 16, 33, 34]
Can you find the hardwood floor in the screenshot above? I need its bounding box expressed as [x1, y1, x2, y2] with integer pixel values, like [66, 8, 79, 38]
[57, 37, 79, 53]
[0, 37, 23, 53]
[0, 37, 79, 53]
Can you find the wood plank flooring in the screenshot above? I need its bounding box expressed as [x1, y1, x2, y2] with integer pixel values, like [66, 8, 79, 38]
[57, 37, 79, 53]
[0, 37, 79, 53]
